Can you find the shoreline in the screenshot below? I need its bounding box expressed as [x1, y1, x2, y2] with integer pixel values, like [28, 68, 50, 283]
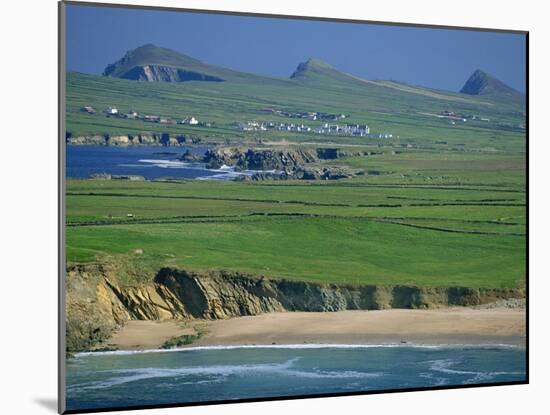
[77, 342, 524, 357]
[92, 307, 526, 354]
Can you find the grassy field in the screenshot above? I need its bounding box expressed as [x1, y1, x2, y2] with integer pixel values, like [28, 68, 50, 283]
[66, 148, 526, 289]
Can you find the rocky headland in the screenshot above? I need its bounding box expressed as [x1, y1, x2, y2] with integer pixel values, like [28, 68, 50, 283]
[180, 146, 366, 180]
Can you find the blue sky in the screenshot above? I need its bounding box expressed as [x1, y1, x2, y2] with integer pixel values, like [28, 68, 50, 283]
[66, 4, 526, 92]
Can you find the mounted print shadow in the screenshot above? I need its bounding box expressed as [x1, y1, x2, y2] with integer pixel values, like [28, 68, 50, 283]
[59, 1, 528, 413]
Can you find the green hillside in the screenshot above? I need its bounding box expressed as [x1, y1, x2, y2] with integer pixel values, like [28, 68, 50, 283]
[67, 76, 525, 152]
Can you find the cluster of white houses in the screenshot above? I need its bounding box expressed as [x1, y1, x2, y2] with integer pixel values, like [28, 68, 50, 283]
[80, 106, 208, 126]
[237, 121, 314, 133]
[268, 109, 347, 121]
[439, 110, 490, 124]
[237, 120, 391, 138]
[80, 105, 393, 138]
[317, 123, 370, 136]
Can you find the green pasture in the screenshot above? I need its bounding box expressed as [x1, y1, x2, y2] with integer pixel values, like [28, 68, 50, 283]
[66, 175, 526, 289]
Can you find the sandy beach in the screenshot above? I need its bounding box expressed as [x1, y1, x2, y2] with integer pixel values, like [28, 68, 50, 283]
[100, 307, 526, 351]
[104, 320, 196, 350]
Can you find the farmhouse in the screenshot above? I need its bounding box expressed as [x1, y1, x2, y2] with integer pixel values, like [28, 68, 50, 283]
[316, 123, 370, 136]
[377, 133, 393, 139]
[106, 106, 118, 115]
[144, 115, 160, 122]
[275, 109, 347, 121]
[238, 121, 267, 131]
[80, 106, 96, 114]
[180, 116, 199, 125]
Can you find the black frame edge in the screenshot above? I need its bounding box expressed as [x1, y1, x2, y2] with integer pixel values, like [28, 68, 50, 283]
[58, 1, 67, 414]
[63, 380, 528, 415]
[524, 31, 530, 385]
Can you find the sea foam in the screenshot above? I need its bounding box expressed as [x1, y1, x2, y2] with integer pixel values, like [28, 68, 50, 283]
[74, 342, 521, 358]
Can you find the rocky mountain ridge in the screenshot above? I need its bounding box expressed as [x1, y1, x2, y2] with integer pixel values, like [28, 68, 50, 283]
[460, 69, 524, 102]
[102, 44, 274, 84]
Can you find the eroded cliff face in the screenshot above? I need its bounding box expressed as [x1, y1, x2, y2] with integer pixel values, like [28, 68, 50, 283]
[201, 147, 320, 170]
[65, 265, 525, 352]
[198, 147, 365, 180]
[120, 65, 224, 82]
[66, 133, 201, 147]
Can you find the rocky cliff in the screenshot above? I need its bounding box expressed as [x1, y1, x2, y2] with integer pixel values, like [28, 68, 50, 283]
[65, 265, 525, 352]
[66, 133, 201, 146]
[200, 147, 320, 170]
[460, 69, 525, 102]
[118, 65, 224, 82]
[194, 147, 364, 180]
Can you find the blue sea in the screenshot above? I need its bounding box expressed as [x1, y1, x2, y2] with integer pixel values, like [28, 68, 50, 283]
[66, 344, 526, 411]
[66, 145, 266, 180]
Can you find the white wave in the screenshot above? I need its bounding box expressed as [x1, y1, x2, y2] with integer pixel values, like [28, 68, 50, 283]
[200, 165, 282, 180]
[418, 372, 448, 386]
[196, 175, 238, 181]
[67, 357, 381, 392]
[196, 171, 250, 181]
[137, 159, 205, 170]
[75, 342, 521, 358]
[285, 369, 382, 380]
[139, 159, 186, 166]
[117, 163, 155, 168]
[133, 159, 281, 181]
[429, 359, 525, 384]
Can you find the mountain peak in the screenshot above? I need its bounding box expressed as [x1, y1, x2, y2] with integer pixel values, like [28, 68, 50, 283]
[290, 58, 337, 80]
[101, 44, 285, 85]
[460, 69, 524, 101]
[102, 44, 202, 78]
[304, 57, 333, 68]
[136, 43, 158, 49]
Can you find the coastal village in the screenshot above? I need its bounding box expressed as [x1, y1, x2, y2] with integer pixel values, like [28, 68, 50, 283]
[80, 105, 394, 140]
[78, 103, 524, 142]
[80, 105, 212, 127]
[236, 120, 389, 138]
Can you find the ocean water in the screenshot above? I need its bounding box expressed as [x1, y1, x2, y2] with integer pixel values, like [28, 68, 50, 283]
[66, 344, 526, 411]
[66, 145, 267, 180]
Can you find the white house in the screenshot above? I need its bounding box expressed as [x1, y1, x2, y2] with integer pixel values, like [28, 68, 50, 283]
[107, 107, 118, 115]
[189, 117, 199, 125]
[80, 106, 96, 114]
